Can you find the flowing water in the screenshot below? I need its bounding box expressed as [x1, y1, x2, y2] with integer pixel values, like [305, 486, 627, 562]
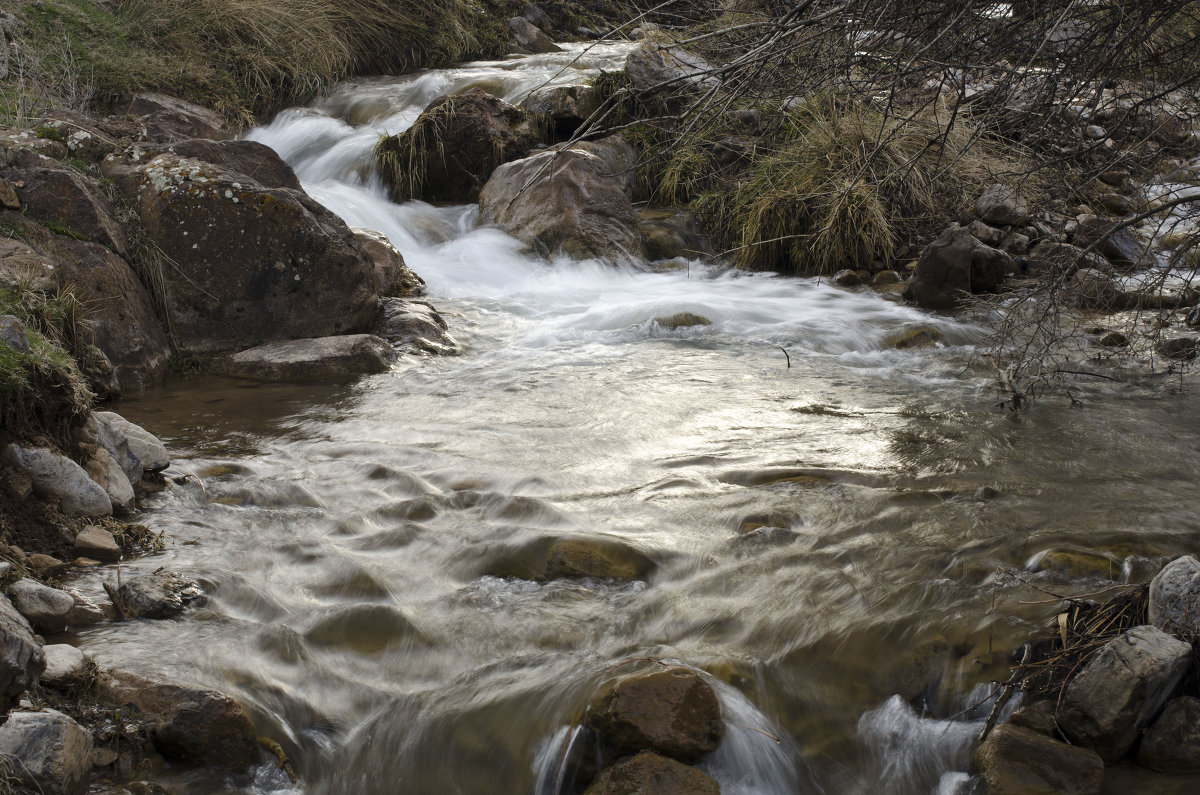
[72, 44, 1200, 794]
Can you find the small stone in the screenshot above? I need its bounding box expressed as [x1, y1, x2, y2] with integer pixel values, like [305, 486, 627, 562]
[11, 579, 76, 634]
[974, 723, 1103, 795]
[74, 525, 123, 562]
[0, 178, 20, 209]
[832, 269, 861, 287]
[1138, 695, 1200, 773]
[977, 184, 1030, 226]
[584, 751, 720, 795]
[653, 312, 711, 330]
[0, 314, 30, 352]
[1097, 331, 1128, 347]
[40, 644, 89, 689]
[968, 220, 1004, 246]
[0, 708, 93, 795]
[1148, 555, 1200, 639]
[95, 412, 169, 473]
[26, 553, 67, 578]
[1000, 231, 1030, 255]
[1085, 124, 1107, 140]
[83, 447, 136, 513]
[872, 270, 901, 285]
[117, 571, 207, 619]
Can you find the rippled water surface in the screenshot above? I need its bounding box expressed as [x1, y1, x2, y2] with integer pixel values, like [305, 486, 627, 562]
[73, 44, 1200, 794]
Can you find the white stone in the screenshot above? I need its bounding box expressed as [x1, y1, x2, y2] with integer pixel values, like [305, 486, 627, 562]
[11, 579, 76, 635]
[40, 645, 88, 689]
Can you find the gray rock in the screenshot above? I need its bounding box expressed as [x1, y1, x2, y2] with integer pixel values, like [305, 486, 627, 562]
[380, 299, 460, 356]
[625, 42, 716, 93]
[1157, 335, 1200, 361]
[1, 313, 30, 352]
[221, 334, 397, 381]
[973, 723, 1103, 795]
[0, 709, 93, 795]
[75, 411, 141, 485]
[352, 228, 425, 298]
[117, 571, 207, 619]
[903, 225, 1013, 309]
[40, 644, 89, 689]
[1149, 555, 1200, 638]
[1071, 268, 1125, 310]
[977, 184, 1030, 226]
[1027, 241, 1111, 274]
[1138, 695, 1200, 773]
[1085, 125, 1108, 140]
[12, 579, 76, 634]
[832, 269, 862, 287]
[968, 220, 1004, 246]
[508, 16, 561, 54]
[1, 443, 113, 517]
[522, 4, 552, 30]
[64, 589, 107, 626]
[83, 447, 135, 513]
[95, 412, 169, 473]
[1059, 625, 1191, 763]
[74, 525, 123, 562]
[0, 594, 45, 713]
[1072, 217, 1150, 270]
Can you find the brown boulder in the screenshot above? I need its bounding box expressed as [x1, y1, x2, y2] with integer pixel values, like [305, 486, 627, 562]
[974, 723, 1103, 795]
[376, 88, 539, 203]
[125, 153, 380, 353]
[480, 136, 643, 263]
[118, 92, 228, 143]
[587, 667, 725, 763]
[479, 534, 656, 582]
[903, 225, 1013, 309]
[169, 139, 302, 192]
[584, 751, 720, 795]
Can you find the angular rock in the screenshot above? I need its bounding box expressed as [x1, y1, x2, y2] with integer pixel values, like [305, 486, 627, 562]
[119, 153, 380, 354]
[119, 92, 228, 143]
[352, 228, 425, 297]
[169, 138, 301, 191]
[380, 298, 459, 355]
[625, 42, 716, 93]
[96, 412, 169, 473]
[7, 163, 127, 255]
[903, 225, 1013, 309]
[832, 269, 861, 287]
[220, 334, 397, 382]
[74, 525, 123, 562]
[11, 578, 76, 634]
[117, 571, 207, 619]
[1137, 695, 1200, 773]
[84, 447, 135, 513]
[973, 723, 1103, 795]
[41, 644, 89, 689]
[1072, 217, 1151, 270]
[98, 670, 256, 770]
[27, 553, 67, 578]
[376, 88, 540, 203]
[0, 709, 93, 795]
[586, 667, 724, 762]
[1059, 625, 1191, 763]
[1, 443, 112, 517]
[584, 751, 720, 795]
[65, 589, 107, 626]
[75, 412, 141, 485]
[0, 594, 45, 713]
[977, 184, 1030, 226]
[480, 136, 643, 263]
[508, 16, 561, 54]
[1149, 555, 1200, 638]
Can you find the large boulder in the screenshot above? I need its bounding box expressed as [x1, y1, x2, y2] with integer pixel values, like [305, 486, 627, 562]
[0, 594, 45, 713]
[1149, 555, 1200, 638]
[219, 334, 397, 381]
[586, 667, 725, 763]
[375, 88, 540, 203]
[1072, 216, 1151, 270]
[118, 153, 380, 354]
[479, 136, 643, 263]
[584, 751, 720, 795]
[973, 723, 1103, 795]
[11, 579, 77, 634]
[0, 709, 93, 795]
[508, 16, 561, 54]
[95, 411, 169, 475]
[976, 184, 1031, 226]
[903, 225, 1014, 309]
[1137, 695, 1200, 773]
[1058, 625, 1191, 763]
[625, 42, 717, 93]
[1, 443, 112, 518]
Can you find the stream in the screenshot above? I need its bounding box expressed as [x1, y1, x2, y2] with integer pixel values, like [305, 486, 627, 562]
[71, 43, 1200, 794]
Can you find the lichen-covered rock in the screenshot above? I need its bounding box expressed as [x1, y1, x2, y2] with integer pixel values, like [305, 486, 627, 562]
[0, 594, 45, 713]
[1, 443, 112, 517]
[1148, 555, 1200, 639]
[976, 184, 1030, 226]
[4, 160, 127, 255]
[586, 667, 725, 763]
[376, 88, 540, 203]
[169, 138, 301, 191]
[11, 578, 77, 634]
[119, 92, 228, 143]
[1137, 695, 1200, 773]
[119, 153, 380, 354]
[220, 334, 397, 381]
[1059, 625, 1191, 763]
[903, 225, 1013, 309]
[973, 723, 1103, 795]
[584, 751, 721, 795]
[0, 709, 93, 795]
[117, 571, 207, 619]
[480, 136, 643, 264]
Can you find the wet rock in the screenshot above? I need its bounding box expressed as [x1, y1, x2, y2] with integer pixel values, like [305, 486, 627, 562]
[884, 325, 944, 349]
[977, 184, 1030, 226]
[481, 534, 656, 583]
[41, 644, 90, 689]
[1028, 241, 1111, 275]
[1148, 555, 1200, 639]
[84, 447, 135, 513]
[587, 667, 724, 763]
[1071, 268, 1124, 310]
[1156, 335, 1200, 361]
[1, 443, 112, 517]
[12, 578, 76, 634]
[98, 670, 256, 770]
[380, 298, 459, 355]
[654, 312, 711, 330]
[1187, 305, 1200, 328]
[353, 228, 425, 298]
[1028, 549, 1120, 578]
[1008, 699, 1060, 736]
[1059, 625, 1190, 762]
[508, 16, 561, 54]
[1097, 330, 1128, 347]
[1072, 217, 1151, 270]
[522, 83, 600, 138]
[96, 412, 169, 474]
[480, 136, 643, 263]
[904, 225, 1013, 309]
[220, 334, 397, 382]
[584, 750, 720, 795]
[117, 571, 207, 619]
[74, 525, 122, 562]
[637, 208, 709, 261]
[625, 42, 716, 94]
[75, 412, 142, 485]
[304, 604, 429, 653]
[376, 88, 539, 203]
[4, 162, 127, 255]
[1137, 695, 1200, 773]
[973, 723, 1103, 795]
[0, 594, 45, 713]
[0, 709, 93, 795]
[872, 270, 902, 286]
[832, 269, 861, 287]
[116, 153, 379, 354]
[118, 92, 227, 143]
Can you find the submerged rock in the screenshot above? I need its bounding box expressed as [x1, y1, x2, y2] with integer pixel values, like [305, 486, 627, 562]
[584, 750, 720, 794]
[0, 709, 93, 795]
[220, 334, 397, 381]
[884, 325, 943, 349]
[117, 571, 207, 619]
[586, 667, 725, 763]
[1058, 625, 1190, 763]
[480, 534, 656, 583]
[654, 312, 711, 330]
[380, 298, 459, 355]
[973, 723, 1103, 795]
